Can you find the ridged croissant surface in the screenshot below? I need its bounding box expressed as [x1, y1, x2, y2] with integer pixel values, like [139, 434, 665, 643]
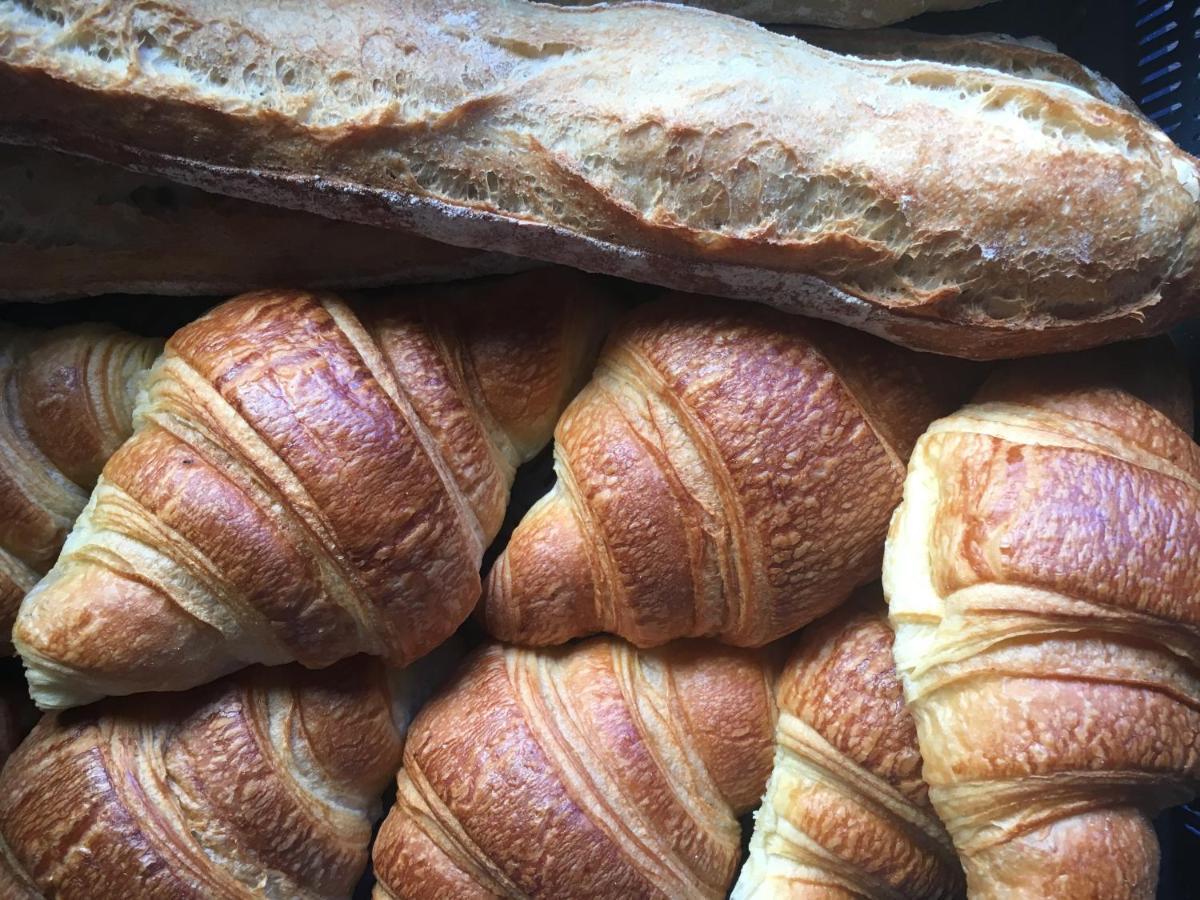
[884, 343, 1200, 899]
[0, 655, 427, 899]
[0, 325, 161, 654]
[14, 271, 609, 710]
[483, 297, 976, 649]
[733, 592, 963, 899]
[372, 637, 780, 899]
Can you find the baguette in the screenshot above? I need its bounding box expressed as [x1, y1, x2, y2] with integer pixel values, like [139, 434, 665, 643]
[549, 0, 995, 27]
[0, 145, 527, 301]
[1, 1, 1195, 358]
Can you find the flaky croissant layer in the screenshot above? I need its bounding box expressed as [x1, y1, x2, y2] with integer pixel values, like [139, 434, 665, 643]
[0, 653, 444, 899]
[14, 272, 611, 709]
[0, 324, 161, 654]
[884, 344, 1200, 899]
[483, 296, 976, 650]
[734, 591, 964, 900]
[372, 636, 780, 899]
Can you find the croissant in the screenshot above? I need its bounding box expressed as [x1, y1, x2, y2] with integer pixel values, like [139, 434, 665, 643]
[14, 271, 610, 710]
[0, 645, 457, 899]
[482, 296, 977, 649]
[0, 144, 527, 301]
[0, 323, 161, 653]
[733, 590, 963, 899]
[883, 341, 1200, 899]
[372, 636, 780, 899]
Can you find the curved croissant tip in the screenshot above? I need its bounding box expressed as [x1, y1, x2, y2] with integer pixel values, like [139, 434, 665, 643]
[13, 563, 238, 710]
[479, 491, 599, 646]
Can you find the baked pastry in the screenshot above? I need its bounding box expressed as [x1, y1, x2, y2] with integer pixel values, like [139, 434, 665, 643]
[0, 144, 527, 301]
[482, 296, 977, 648]
[0, 323, 160, 653]
[372, 636, 780, 898]
[733, 591, 963, 899]
[1, 1, 1195, 357]
[884, 341, 1200, 898]
[13, 272, 610, 709]
[0, 647, 457, 899]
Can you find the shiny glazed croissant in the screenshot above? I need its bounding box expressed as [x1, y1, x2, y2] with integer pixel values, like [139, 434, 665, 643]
[0, 325, 161, 653]
[14, 271, 610, 709]
[0, 652, 442, 899]
[733, 592, 963, 899]
[482, 297, 976, 649]
[372, 636, 780, 898]
[884, 343, 1200, 899]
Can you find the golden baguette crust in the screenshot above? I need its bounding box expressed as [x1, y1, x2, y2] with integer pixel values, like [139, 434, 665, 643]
[0, 656, 410, 899]
[0, 324, 160, 654]
[733, 593, 963, 899]
[482, 296, 979, 649]
[550, 0, 995, 27]
[1, 1, 1195, 357]
[13, 272, 610, 709]
[0, 145, 528, 301]
[883, 345, 1200, 898]
[371, 637, 780, 899]
[797, 29, 1144, 116]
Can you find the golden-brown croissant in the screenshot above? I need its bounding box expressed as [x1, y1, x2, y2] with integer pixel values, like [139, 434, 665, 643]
[14, 271, 610, 710]
[0, 324, 161, 653]
[482, 297, 977, 649]
[884, 342, 1200, 899]
[733, 591, 963, 899]
[0, 648, 453, 899]
[372, 636, 781, 899]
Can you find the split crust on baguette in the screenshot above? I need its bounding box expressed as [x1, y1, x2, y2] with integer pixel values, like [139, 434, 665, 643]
[0, 1, 1197, 357]
[548, 0, 997, 28]
[0, 145, 529, 301]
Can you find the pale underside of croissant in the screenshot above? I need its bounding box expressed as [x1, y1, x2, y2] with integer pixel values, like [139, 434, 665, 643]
[0, 144, 527, 301]
[372, 637, 780, 899]
[14, 271, 610, 710]
[884, 343, 1200, 899]
[734, 592, 963, 900]
[0, 323, 161, 654]
[0, 655, 417, 899]
[483, 297, 978, 649]
[2, 1, 1197, 357]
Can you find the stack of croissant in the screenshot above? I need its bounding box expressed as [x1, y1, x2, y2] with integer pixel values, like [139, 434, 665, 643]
[0, 1, 1197, 898]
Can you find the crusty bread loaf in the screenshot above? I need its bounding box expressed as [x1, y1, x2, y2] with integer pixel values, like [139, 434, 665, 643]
[550, 0, 995, 27]
[0, 145, 527, 301]
[1, 1, 1195, 358]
